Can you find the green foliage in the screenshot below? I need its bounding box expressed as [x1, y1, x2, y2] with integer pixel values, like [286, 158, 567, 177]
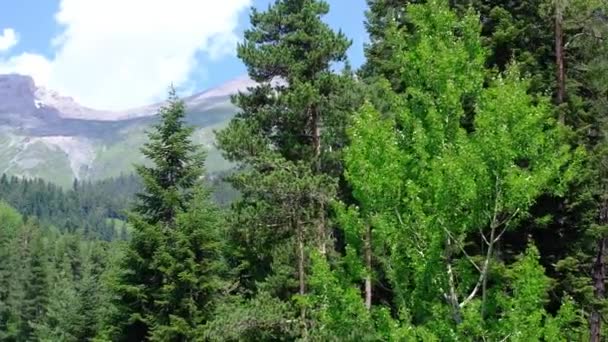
[33, 258, 81, 342]
[306, 252, 377, 341]
[0, 200, 114, 341]
[345, 0, 576, 337]
[216, 1, 359, 336]
[104, 88, 227, 341]
[490, 244, 583, 341]
[135, 87, 205, 225]
[0, 202, 22, 341]
[203, 292, 296, 341]
[0, 173, 141, 240]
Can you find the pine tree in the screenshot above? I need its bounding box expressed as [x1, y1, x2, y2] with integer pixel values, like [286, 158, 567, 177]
[216, 0, 356, 335]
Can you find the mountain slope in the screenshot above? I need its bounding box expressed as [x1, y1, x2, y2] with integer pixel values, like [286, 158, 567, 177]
[0, 74, 249, 187]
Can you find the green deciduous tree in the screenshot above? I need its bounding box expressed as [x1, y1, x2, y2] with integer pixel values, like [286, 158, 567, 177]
[344, 0, 578, 338]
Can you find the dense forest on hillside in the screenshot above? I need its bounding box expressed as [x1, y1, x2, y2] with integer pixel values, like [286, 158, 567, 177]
[2, 0, 608, 340]
[0, 174, 140, 240]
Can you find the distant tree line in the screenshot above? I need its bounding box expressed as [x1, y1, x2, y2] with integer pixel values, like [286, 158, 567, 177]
[0, 174, 140, 240]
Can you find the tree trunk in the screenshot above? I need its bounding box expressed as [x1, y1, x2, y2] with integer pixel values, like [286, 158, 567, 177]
[590, 198, 608, 342]
[445, 238, 462, 324]
[310, 105, 327, 256]
[311, 105, 321, 169]
[555, 2, 566, 123]
[364, 224, 372, 310]
[296, 219, 308, 338]
[297, 220, 306, 296]
[590, 238, 606, 342]
[318, 206, 327, 256]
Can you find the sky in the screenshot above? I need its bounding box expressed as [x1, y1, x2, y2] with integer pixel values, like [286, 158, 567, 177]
[0, 0, 367, 110]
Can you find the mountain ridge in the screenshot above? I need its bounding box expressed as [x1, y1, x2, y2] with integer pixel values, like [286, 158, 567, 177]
[0, 73, 248, 186]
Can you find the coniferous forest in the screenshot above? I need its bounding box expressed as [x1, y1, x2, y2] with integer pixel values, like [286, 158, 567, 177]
[2, 0, 608, 340]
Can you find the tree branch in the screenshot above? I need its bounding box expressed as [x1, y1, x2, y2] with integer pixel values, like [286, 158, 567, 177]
[461, 185, 502, 309]
[444, 228, 482, 273]
[395, 207, 426, 257]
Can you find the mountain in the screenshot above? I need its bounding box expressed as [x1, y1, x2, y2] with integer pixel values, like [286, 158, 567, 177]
[0, 74, 254, 187]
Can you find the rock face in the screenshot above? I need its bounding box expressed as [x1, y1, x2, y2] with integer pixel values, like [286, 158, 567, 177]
[0, 74, 38, 113]
[0, 73, 249, 186]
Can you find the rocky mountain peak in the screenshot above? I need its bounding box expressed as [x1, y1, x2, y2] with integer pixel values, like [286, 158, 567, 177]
[0, 74, 38, 113]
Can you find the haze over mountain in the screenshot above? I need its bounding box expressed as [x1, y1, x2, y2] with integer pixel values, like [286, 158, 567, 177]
[0, 73, 253, 186]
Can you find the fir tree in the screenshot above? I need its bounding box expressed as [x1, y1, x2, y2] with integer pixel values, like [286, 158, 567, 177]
[0, 202, 22, 341]
[33, 257, 80, 342]
[135, 87, 205, 225]
[103, 88, 225, 341]
[18, 222, 50, 341]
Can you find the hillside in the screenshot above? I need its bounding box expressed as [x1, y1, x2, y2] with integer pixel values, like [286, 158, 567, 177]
[0, 74, 252, 186]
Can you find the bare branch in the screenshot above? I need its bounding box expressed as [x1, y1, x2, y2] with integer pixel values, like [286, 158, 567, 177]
[445, 238, 462, 323]
[461, 180, 504, 308]
[479, 228, 490, 246]
[461, 219, 497, 309]
[498, 207, 521, 230]
[499, 334, 512, 342]
[223, 281, 241, 295]
[444, 228, 481, 273]
[395, 207, 426, 257]
[493, 208, 520, 244]
[490, 178, 501, 229]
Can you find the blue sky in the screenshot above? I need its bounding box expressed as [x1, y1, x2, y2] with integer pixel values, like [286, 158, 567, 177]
[0, 0, 367, 109]
[201, 0, 368, 90]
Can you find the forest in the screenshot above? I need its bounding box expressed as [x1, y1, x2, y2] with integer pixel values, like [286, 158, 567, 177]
[1, 0, 608, 340]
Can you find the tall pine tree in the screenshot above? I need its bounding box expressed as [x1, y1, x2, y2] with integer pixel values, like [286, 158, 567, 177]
[216, 0, 356, 335]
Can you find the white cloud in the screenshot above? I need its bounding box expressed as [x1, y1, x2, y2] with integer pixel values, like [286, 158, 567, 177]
[0, 0, 250, 109]
[0, 28, 18, 51]
[0, 53, 51, 84]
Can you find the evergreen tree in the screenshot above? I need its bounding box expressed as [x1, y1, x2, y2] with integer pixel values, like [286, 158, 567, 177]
[0, 202, 22, 341]
[18, 222, 50, 341]
[74, 242, 110, 341]
[33, 257, 80, 342]
[361, 0, 419, 90]
[135, 88, 205, 225]
[216, 0, 357, 335]
[103, 88, 225, 341]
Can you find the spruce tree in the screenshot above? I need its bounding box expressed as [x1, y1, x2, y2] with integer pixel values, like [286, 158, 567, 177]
[552, 1, 608, 338]
[33, 257, 80, 342]
[361, 0, 418, 90]
[18, 222, 50, 341]
[103, 88, 225, 341]
[0, 202, 22, 341]
[135, 87, 205, 225]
